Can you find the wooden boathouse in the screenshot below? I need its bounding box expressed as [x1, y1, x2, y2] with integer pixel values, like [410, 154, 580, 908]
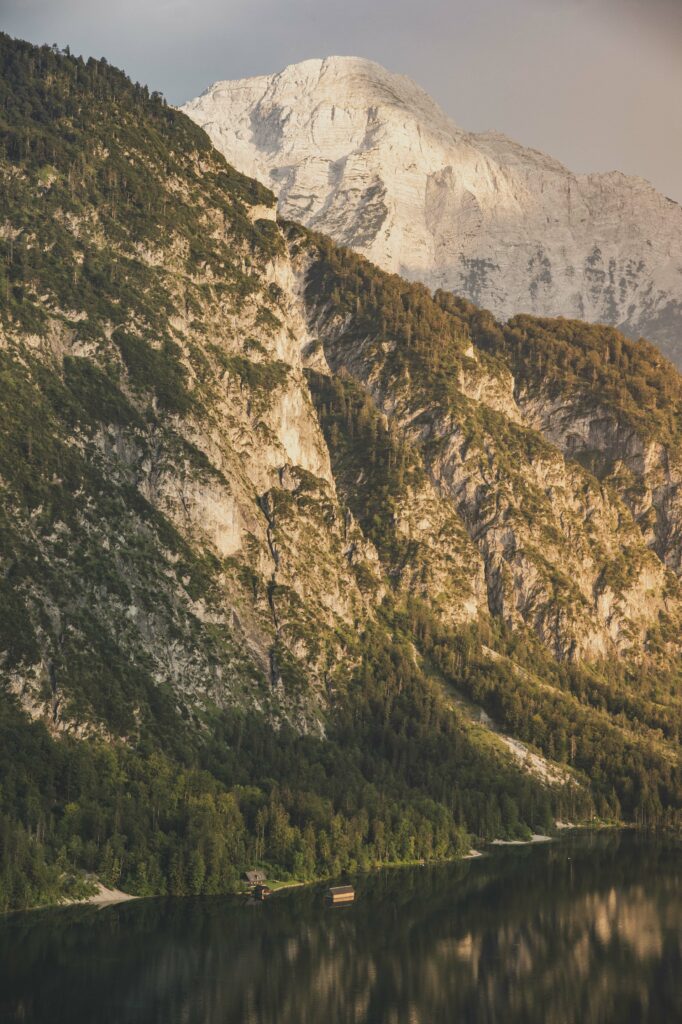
[327, 885, 355, 904]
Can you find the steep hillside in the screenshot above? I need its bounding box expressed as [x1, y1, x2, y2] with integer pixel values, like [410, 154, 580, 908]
[0, 36, 680, 912]
[0, 37, 375, 738]
[182, 56, 682, 366]
[293, 229, 682, 664]
[471, 316, 682, 577]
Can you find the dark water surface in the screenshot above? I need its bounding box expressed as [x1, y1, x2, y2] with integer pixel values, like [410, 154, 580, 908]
[1, 832, 681, 1024]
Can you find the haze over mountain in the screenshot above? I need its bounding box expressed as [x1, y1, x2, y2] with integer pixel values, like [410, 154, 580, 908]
[183, 56, 682, 366]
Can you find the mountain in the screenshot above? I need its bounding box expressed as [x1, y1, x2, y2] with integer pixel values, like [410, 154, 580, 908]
[182, 57, 682, 367]
[0, 35, 681, 911]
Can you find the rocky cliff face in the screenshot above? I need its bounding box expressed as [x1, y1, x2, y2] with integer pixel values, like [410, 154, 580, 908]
[182, 57, 682, 367]
[6, 152, 682, 736]
[3, 33, 682, 778]
[468, 314, 682, 586]
[291, 233, 682, 665]
[0, 54, 383, 737]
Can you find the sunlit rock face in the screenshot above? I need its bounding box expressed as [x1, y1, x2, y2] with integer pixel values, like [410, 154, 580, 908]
[182, 56, 682, 366]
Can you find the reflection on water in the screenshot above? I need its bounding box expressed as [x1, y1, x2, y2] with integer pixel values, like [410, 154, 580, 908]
[1, 832, 680, 1024]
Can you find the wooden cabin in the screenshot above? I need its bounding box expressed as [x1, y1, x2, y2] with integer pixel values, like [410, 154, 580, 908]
[327, 885, 355, 904]
[243, 869, 267, 888]
[253, 884, 272, 901]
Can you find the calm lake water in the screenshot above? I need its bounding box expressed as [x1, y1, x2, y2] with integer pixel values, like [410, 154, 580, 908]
[1, 832, 680, 1024]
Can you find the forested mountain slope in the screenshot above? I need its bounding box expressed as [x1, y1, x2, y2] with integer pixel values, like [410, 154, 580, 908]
[0, 35, 680, 911]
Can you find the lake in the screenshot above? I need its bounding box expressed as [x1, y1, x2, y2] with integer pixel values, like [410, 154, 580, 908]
[1, 832, 680, 1024]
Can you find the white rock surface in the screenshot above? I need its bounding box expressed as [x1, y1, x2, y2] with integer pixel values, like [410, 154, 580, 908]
[182, 56, 682, 365]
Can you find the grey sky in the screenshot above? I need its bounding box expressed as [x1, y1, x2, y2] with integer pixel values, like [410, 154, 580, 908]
[2, 0, 681, 201]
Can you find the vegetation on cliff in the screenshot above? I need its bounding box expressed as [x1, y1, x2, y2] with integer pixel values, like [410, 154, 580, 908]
[0, 36, 680, 914]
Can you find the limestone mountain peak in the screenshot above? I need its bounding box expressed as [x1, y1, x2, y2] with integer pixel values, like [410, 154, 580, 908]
[183, 56, 682, 366]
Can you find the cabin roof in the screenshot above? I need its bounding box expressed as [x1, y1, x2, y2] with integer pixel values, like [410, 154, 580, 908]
[328, 885, 354, 895]
[244, 870, 267, 883]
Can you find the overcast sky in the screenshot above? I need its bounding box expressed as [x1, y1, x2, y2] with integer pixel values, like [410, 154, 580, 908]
[3, 0, 681, 201]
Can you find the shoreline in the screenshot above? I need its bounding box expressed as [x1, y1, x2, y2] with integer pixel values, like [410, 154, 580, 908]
[66, 883, 140, 908]
[6, 821, 625, 916]
[490, 833, 553, 846]
[51, 882, 140, 910]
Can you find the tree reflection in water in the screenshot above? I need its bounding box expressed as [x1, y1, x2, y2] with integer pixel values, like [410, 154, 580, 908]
[1, 831, 680, 1024]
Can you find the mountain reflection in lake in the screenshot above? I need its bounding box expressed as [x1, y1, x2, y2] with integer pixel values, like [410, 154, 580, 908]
[1, 832, 680, 1024]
